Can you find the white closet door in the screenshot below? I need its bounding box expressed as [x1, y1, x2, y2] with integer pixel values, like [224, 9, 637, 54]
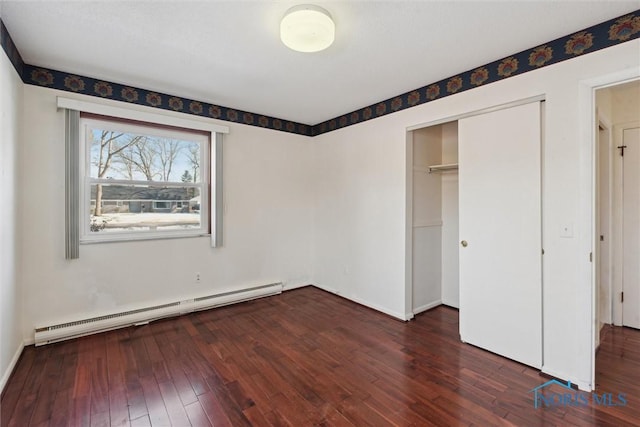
[622, 127, 640, 329]
[458, 102, 542, 368]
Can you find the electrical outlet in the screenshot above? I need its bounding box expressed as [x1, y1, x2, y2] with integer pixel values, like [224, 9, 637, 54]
[195, 272, 201, 283]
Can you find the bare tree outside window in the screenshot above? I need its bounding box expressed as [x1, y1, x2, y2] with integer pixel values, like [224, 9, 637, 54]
[85, 118, 207, 239]
[156, 138, 184, 182]
[188, 145, 200, 183]
[116, 136, 159, 182]
[91, 131, 142, 216]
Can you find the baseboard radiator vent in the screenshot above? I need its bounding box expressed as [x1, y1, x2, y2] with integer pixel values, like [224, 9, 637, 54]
[34, 282, 283, 346]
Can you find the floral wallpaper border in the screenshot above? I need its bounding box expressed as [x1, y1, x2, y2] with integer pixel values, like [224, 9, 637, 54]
[311, 11, 639, 135]
[24, 64, 313, 136]
[2, 10, 639, 137]
[0, 19, 24, 78]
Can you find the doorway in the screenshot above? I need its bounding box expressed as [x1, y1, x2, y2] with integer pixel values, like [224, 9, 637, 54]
[594, 79, 640, 387]
[595, 80, 640, 333]
[409, 122, 459, 314]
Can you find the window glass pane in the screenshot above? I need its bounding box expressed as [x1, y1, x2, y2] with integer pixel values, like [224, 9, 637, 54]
[88, 129, 202, 183]
[89, 184, 202, 233]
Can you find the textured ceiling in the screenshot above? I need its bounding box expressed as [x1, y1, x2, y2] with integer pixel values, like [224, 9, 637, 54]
[1, 1, 639, 124]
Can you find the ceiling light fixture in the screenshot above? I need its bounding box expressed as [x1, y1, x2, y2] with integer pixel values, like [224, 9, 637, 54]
[280, 4, 335, 53]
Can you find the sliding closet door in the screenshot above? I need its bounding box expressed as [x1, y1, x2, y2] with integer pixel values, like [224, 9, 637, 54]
[458, 102, 542, 368]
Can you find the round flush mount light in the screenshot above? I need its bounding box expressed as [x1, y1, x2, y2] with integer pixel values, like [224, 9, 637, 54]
[280, 4, 335, 53]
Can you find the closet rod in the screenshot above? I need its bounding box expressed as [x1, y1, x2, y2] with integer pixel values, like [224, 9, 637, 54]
[428, 163, 458, 173]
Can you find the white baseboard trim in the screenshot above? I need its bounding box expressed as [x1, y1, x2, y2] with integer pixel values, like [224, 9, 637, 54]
[1, 341, 25, 395]
[441, 299, 459, 309]
[22, 284, 305, 348]
[311, 284, 410, 321]
[541, 367, 591, 392]
[413, 300, 442, 315]
[34, 282, 283, 346]
[283, 282, 310, 291]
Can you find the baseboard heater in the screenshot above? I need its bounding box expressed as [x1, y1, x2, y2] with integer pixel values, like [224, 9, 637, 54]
[34, 282, 283, 346]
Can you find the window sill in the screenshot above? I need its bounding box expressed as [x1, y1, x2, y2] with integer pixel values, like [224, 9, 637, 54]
[80, 232, 212, 244]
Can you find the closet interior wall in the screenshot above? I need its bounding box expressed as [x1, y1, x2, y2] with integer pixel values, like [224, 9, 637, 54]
[411, 122, 459, 314]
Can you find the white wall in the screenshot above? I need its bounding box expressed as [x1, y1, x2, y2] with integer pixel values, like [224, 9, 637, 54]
[612, 81, 640, 124]
[20, 86, 314, 337]
[411, 126, 442, 313]
[595, 88, 613, 335]
[312, 40, 640, 389]
[596, 126, 611, 338]
[312, 113, 409, 319]
[0, 49, 23, 390]
[596, 87, 613, 122]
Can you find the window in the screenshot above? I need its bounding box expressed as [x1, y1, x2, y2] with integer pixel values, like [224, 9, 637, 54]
[62, 97, 227, 257]
[80, 115, 210, 242]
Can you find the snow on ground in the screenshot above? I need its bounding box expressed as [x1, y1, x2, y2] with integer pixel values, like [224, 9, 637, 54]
[92, 213, 200, 231]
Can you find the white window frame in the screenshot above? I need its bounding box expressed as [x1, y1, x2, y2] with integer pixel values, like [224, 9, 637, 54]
[60, 97, 228, 252]
[80, 116, 210, 243]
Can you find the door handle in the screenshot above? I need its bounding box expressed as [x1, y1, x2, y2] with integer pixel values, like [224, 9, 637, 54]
[461, 240, 468, 247]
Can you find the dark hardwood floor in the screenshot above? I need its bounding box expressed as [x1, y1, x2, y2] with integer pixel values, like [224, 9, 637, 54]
[2, 286, 639, 426]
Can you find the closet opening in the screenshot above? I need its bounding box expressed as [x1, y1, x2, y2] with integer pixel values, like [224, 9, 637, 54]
[408, 122, 459, 314]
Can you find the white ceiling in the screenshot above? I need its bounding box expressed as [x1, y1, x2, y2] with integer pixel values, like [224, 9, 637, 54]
[1, 1, 638, 124]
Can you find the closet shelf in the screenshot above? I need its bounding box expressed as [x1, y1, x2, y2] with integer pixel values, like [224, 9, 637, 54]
[428, 163, 458, 173]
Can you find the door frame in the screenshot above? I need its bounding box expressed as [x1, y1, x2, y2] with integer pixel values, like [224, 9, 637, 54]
[579, 67, 640, 391]
[596, 115, 613, 333]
